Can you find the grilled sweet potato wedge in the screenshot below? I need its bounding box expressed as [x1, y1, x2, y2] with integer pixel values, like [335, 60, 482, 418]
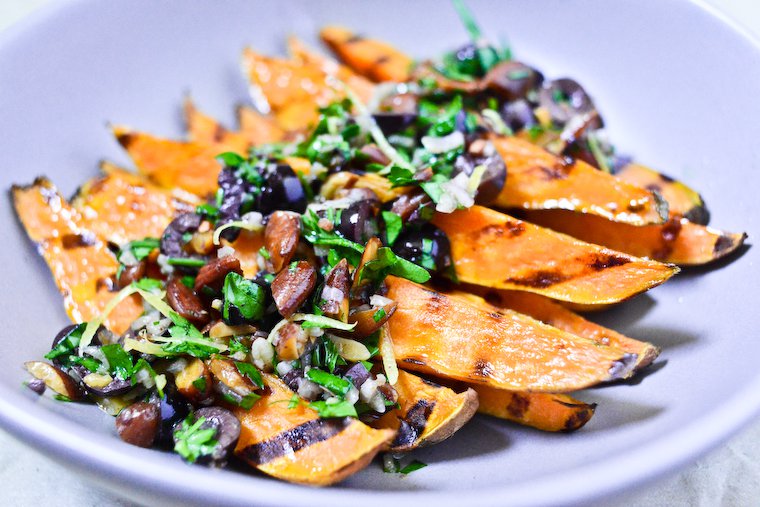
[320, 26, 414, 82]
[385, 277, 638, 392]
[472, 387, 596, 432]
[236, 105, 286, 146]
[12, 178, 141, 333]
[464, 288, 659, 370]
[287, 36, 375, 101]
[373, 370, 478, 452]
[112, 126, 224, 197]
[490, 135, 667, 226]
[432, 205, 678, 305]
[183, 98, 251, 153]
[615, 163, 709, 224]
[233, 374, 394, 486]
[71, 163, 198, 246]
[522, 210, 747, 266]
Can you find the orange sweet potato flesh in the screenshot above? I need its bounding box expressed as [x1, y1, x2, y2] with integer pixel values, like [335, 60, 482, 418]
[12, 178, 142, 333]
[432, 205, 678, 305]
[472, 387, 596, 432]
[385, 276, 638, 392]
[491, 135, 667, 226]
[71, 164, 198, 246]
[320, 26, 414, 83]
[112, 126, 225, 197]
[287, 36, 375, 102]
[522, 210, 747, 266]
[464, 288, 660, 371]
[233, 374, 394, 486]
[241, 47, 372, 132]
[183, 98, 251, 153]
[373, 370, 478, 451]
[236, 105, 286, 146]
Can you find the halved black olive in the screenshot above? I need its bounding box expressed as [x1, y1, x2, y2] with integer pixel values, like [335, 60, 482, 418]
[160, 213, 203, 259]
[337, 199, 380, 244]
[539, 78, 602, 128]
[372, 113, 417, 137]
[452, 140, 507, 205]
[257, 164, 307, 215]
[484, 61, 544, 101]
[500, 99, 538, 133]
[392, 223, 452, 274]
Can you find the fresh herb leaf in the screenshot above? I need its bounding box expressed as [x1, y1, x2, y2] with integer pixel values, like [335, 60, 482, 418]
[166, 257, 207, 268]
[308, 399, 358, 418]
[216, 152, 246, 168]
[287, 394, 301, 409]
[192, 377, 207, 392]
[53, 394, 73, 402]
[44, 323, 86, 368]
[381, 211, 403, 246]
[100, 344, 133, 380]
[228, 337, 250, 355]
[235, 361, 265, 389]
[399, 460, 428, 474]
[222, 272, 266, 322]
[173, 415, 219, 463]
[306, 369, 352, 396]
[372, 307, 387, 323]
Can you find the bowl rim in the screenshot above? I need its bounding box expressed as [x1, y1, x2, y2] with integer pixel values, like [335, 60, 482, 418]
[1, 0, 759, 505]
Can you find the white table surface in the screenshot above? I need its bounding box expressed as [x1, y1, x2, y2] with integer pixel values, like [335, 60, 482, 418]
[1, 1, 758, 505]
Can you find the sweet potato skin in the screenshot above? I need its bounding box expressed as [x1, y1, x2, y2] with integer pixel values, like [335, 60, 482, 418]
[490, 135, 667, 225]
[615, 163, 709, 224]
[432, 205, 678, 305]
[473, 386, 596, 432]
[233, 374, 394, 486]
[386, 277, 638, 392]
[320, 26, 413, 83]
[373, 370, 478, 451]
[12, 178, 141, 333]
[522, 209, 747, 266]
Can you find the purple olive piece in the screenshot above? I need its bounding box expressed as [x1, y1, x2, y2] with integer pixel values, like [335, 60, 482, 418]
[337, 199, 380, 244]
[173, 407, 241, 467]
[343, 362, 371, 389]
[159, 212, 203, 265]
[83, 377, 133, 398]
[116, 401, 160, 448]
[257, 164, 307, 215]
[500, 99, 538, 133]
[155, 388, 192, 446]
[451, 140, 507, 205]
[392, 223, 452, 275]
[538, 78, 602, 128]
[372, 113, 417, 137]
[484, 61, 544, 101]
[26, 379, 46, 395]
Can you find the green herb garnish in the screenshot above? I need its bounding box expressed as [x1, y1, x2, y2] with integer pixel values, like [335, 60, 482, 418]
[222, 272, 266, 322]
[173, 415, 219, 463]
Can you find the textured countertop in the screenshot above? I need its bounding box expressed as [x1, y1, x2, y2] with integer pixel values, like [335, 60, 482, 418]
[1, 1, 758, 505]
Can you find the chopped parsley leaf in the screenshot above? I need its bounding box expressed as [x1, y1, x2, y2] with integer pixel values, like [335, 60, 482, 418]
[173, 414, 219, 463]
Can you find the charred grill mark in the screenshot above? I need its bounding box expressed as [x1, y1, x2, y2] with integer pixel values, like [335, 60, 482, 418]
[683, 203, 710, 226]
[425, 291, 449, 314]
[374, 55, 390, 65]
[506, 394, 530, 419]
[562, 404, 597, 431]
[488, 311, 503, 320]
[588, 253, 631, 271]
[420, 377, 443, 388]
[505, 221, 525, 237]
[402, 358, 425, 366]
[556, 400, 592, 409]
[61, 232, 98, 249]
[714, 234, 736, 255]
[506, 270, 569, 288]
[645, 183, 663, 194]
[659, 172, 675, 183]
[653, 217, 683, 260]
[345, 34, 364, 44]
[391, 399, 435, 448]
[212, 124, 227, 143]
[240, 417, 352, 465]
[536, 163, 571, 181]
[472, 359, 494, 378]
[116, 132, 136, 149]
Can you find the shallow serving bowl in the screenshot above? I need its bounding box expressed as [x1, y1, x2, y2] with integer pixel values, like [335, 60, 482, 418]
[0, 0, 758, 505]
